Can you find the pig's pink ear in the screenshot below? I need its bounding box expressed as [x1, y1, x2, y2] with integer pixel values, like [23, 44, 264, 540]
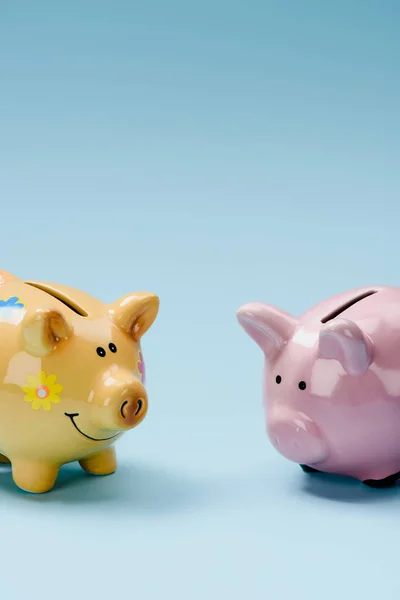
[109, 292, 159, 341]
[22, 309, 73, 357]
[318, 318, 373, 376]
[236, 302, 296, 359]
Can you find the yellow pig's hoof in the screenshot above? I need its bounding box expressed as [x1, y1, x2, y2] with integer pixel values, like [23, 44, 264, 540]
[11, 461, 59, 494]
[0, 454, 10, 464]
[79, 447, 117, 476]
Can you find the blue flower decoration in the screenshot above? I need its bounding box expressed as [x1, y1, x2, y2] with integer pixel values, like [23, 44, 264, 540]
[0, 296, 25, 320]
[0, 296, 24, 309]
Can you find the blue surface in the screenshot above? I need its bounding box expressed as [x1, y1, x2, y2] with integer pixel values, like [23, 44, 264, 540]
[1, 1, 400, 598]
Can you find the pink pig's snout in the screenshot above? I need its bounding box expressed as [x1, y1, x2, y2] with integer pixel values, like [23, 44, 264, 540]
[267, 409, 328, 466]
[90, 369, 148, 432]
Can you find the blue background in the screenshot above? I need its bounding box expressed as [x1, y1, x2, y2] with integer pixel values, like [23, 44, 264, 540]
[1, 1, 400, 598]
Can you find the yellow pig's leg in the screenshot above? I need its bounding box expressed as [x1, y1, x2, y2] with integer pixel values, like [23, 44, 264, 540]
[79, 446, 117, 476]
[11, 461, 59, 493]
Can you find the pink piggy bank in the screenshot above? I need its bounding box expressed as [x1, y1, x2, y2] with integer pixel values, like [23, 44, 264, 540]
[237, 286, 400, 488]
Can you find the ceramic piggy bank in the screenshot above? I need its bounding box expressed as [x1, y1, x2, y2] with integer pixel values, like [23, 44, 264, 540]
[237, 286, 400, 488]
[0, 270, 159, 493]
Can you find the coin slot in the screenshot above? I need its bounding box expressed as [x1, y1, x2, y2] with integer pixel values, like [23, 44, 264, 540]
[321, 291, 377, 324]
[25, 282, 88, 317]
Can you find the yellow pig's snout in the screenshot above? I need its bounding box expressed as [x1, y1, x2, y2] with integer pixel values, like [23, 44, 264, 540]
[90, 368, 148, 432]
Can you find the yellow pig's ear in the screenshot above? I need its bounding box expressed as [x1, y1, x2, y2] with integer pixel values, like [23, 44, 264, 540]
[108, 292, 159, 341]
[21, 309, 73, 357]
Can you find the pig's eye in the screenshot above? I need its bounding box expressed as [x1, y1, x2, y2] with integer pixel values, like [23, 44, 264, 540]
[275, 375, 282, 384]
[109, 343, 117, 353]
[298, 381, 307, 390]
[96, 347, 106, 357]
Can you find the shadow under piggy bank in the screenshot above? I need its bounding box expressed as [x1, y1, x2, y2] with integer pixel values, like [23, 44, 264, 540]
[299, 470, 400, 504]
[0, 461, 206, 514]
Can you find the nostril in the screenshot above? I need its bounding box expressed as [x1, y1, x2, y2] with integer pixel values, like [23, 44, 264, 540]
[134, 398, 143, 416]
[120, 400, 129, 419]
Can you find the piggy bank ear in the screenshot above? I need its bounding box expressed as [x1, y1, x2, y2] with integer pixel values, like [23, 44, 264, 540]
[237, 302, 296, 359]
[22, 309, 73, 357]
[318, 318, 373, 376]
[109, 292, 159, 341]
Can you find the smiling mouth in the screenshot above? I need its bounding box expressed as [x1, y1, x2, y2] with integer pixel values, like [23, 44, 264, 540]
[64, 413, 121, 442]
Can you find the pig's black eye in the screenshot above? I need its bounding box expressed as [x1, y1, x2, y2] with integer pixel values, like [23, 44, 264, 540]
[298, 381, 307, 390]
[109, 343, 117, 353]
[276, 375, 282, 384]
[96, 347, 106, 357]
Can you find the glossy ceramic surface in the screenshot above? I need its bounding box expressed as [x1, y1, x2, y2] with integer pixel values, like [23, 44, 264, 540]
[237, 285, 400, 484]
[0, 269, 159, 493]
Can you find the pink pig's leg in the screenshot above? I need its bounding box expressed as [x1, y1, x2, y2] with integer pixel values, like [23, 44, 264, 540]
[300, 464, 321, 474]
[79, 446, 117, 476]
[11, 461, 59, 493]
[362, 472, 400, 488]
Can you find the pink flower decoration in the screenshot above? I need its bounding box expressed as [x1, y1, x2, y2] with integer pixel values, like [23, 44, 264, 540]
[137, 351, 145, 383]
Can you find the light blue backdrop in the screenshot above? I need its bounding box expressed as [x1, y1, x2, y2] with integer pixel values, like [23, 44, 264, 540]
[1, 1, 400, 598]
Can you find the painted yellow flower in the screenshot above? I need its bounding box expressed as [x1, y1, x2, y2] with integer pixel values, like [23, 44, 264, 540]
[23, 371, 63, 411]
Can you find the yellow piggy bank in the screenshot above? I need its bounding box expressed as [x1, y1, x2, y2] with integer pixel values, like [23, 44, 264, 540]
[0, 270, 159, 493]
